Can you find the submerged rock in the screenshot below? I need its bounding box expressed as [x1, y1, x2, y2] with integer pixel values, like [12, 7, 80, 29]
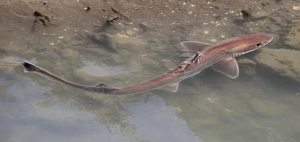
[139, 56, 160, 69]
[249, 98, 290, 117]
[285, 25, 300, 50]
[61, 48, 79, 58]
[129, 59, 143, 73]
[250, 10, 270, 20]
[253, 48, 300, 83]
[88, 33, 146, 53]
[238, 58, 257, 76]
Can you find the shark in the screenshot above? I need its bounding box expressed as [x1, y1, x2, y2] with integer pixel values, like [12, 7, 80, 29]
[22, 34, 273, 95]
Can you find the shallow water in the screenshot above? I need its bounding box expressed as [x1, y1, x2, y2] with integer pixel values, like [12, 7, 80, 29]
[1, 0, 300, 142]
[1, 61, 299, 142]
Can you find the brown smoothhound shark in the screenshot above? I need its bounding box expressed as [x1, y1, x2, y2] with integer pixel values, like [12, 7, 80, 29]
[22, 34, 273, 95]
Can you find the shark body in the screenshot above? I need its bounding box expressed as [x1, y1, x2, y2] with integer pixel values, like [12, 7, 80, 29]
[22, 34, 273, 95]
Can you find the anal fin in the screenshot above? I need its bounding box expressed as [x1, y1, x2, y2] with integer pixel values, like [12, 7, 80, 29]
[161, 82, 179, 92]
[94, 83, 114, 89]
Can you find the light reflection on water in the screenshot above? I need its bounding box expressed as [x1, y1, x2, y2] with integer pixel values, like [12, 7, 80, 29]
[164, 72, 300, 142]
[126, 95, 202, 142]
[0, 73, 202, 142]
[78, 62, 128, 77]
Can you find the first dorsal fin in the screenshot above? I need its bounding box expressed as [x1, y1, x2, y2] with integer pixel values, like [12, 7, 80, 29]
[180, 41, 212, 51]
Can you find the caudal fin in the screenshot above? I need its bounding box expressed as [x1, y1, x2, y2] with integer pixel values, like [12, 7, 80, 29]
[22, 61, 39, 72]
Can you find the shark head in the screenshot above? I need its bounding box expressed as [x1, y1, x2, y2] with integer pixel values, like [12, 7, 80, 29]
[202, 34, 273, 79]
[221, 34, 273, 57]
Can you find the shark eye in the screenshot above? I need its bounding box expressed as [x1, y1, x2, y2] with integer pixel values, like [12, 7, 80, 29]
[256, 43, 263, 47]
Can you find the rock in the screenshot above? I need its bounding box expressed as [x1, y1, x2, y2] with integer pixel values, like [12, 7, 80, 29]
[253, 48, 300, 83]
[148, 37, 162, 44]
[269, 17, 282, 25]
[89, 33, 146, 53]
[267, 24, 281, 33]
[126, 27, 143, 36]
[106, 14, 120, 24]
[285, 25, 300, 50]
[169, 36, 181, 44]
[139, 56, 160, 69]
[250, 98, 289, 116]
[129, 59, 143, 73]
[61, 48, 79, 58]
[111, 54, 122, 64]
[251, 10, 270, 20]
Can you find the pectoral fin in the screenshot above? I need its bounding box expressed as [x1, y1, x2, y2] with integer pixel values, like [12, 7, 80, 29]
[161, 82, 179, 92]
[180, 41, 212, 51]
[212, 57, 239, 79]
